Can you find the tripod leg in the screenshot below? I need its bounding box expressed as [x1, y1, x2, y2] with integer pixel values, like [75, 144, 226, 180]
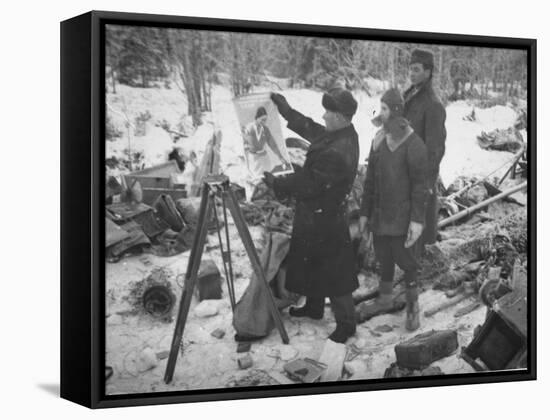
[212, 199, 236, 310]
[164, 187, 212, 384]
[221, 195, 237, 308]
[224, 188, 289, 344]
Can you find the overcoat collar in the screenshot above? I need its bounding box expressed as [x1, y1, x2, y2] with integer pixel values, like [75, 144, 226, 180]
[404, 79, 433, 103]
[309, 123, 356, 152]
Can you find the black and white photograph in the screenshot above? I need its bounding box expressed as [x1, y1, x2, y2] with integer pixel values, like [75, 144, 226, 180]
[102, 22, 530, 396]
[233, 92, 294, 179]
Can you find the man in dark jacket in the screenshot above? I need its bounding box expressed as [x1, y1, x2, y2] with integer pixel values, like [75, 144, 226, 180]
[265, 88, 359, 343]
[359, 88, 428, 331]
[403, 49, 447, 248]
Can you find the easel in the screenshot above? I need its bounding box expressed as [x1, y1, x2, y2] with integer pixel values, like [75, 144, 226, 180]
[164, 174, 289, 384]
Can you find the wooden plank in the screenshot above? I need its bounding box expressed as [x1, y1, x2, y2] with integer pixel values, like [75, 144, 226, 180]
[319, 339, 347, 382]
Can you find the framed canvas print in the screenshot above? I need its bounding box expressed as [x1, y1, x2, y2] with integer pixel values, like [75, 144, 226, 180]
[61, 10, 536, 408]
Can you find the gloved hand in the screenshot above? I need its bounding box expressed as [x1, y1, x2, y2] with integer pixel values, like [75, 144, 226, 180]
[270, 92, 291, 118]
[404, 221, 424, 248]
[263, 171, 276, 189]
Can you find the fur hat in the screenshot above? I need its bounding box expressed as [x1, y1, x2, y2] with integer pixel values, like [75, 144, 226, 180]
[410, 49, 435, 71]
[255, 106, 267, 119]
[322, 87, 358, 119]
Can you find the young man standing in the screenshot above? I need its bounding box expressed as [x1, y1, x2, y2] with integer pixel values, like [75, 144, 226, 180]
[359, 88, 428, 331]
[404, 49, 447, 248]
[265, 88, 359, 343]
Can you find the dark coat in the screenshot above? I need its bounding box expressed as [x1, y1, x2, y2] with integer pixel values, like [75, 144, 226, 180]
[360, 129, 428, 236]
[404, 81, 446, 244]
[273, 108, 359, 298]
[403, 81, 447, 187]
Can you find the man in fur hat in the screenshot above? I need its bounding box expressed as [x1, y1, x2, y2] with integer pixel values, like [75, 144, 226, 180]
[359, 88, 428, 331]
[404, 49, 447, 249]
[265, 88, 360, 343]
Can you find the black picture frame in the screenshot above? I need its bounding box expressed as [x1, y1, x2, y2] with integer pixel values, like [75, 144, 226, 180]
[61, 10, 536, 409]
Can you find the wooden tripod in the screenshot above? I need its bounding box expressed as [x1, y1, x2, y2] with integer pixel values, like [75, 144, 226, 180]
[164, 175, 289, 384]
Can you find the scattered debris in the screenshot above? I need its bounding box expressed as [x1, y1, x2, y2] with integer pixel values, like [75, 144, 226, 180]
[268, 370, 296, 385]
[356, 297, 406, 323]
[124, 160, 187, 205]
[454, 301, 482, 318]
[153, 194, 186, 232]
[319, 339, 348, 382]
[106, 220, 151, 260]
[395, 330, 458, 369]
[137, 347, 159, 372]
[127, 267, 176, 322]
[156, 350, 170, 360]
[226, 369, 279, 387]
[477, 127, 524, 153]
[424, 290, 475, 318]
[384, 363, 444, 378]
[463, 107, 476, 122]
[193, 299, 221, 318]
[417, 244, 451, 282]
[196, 260, 222, 301]
[283, 358, 327, 383]
[211, 328, 226, 339]
[237, 354, 253, 370]
[462, 286, 527, 371]
[374, 324, 394, 333]
[439, 181, 527, 229]
[433, 270, 471, 291]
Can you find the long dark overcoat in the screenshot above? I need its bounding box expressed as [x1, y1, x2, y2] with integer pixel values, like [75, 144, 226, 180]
[404, 81, 447, 244]
[273, 108, 359, 298]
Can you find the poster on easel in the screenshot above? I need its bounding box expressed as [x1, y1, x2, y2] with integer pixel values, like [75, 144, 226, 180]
[233, 92, 294, 179]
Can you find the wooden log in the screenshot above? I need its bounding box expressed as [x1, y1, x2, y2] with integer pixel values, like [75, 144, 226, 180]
[424, 292, 474, 317]
[438, 181, 527, 228]
[319, 339, 347, 382]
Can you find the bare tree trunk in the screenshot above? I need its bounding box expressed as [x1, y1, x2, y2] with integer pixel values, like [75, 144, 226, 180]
[389, 45, 395, 87]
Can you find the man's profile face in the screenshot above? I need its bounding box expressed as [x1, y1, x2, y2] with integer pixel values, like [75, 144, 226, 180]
[409, 63, 431, 86]
[323, 110, 344, 131]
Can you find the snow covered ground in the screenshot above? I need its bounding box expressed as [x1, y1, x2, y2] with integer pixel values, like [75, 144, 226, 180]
[105, 81, 527, 395]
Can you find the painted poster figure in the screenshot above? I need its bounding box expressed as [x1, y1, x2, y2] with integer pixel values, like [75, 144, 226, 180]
[242, 106, 290, 178]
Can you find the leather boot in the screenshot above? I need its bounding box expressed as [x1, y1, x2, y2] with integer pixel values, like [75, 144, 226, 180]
[289, 296, 324, 320]
[405, 283, 420, 331]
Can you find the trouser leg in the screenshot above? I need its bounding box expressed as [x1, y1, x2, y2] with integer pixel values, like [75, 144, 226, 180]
[390, 237, 421, 331]
[305, 295, 324, 314]
[328, 293, 356, 343]
[373, 235, 395, 294]
[390, 236, 419, 286]
[421, 184, 439, 246]
[330, 294, 356, 331]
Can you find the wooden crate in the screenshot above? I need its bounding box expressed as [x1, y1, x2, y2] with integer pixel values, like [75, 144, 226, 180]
[124, 161, 187, 205]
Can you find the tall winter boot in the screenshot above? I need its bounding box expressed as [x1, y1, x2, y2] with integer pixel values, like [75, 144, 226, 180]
[405, 278, 420, 332]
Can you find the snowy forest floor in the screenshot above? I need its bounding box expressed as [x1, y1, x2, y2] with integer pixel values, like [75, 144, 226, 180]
[105, 82, 528, 395]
